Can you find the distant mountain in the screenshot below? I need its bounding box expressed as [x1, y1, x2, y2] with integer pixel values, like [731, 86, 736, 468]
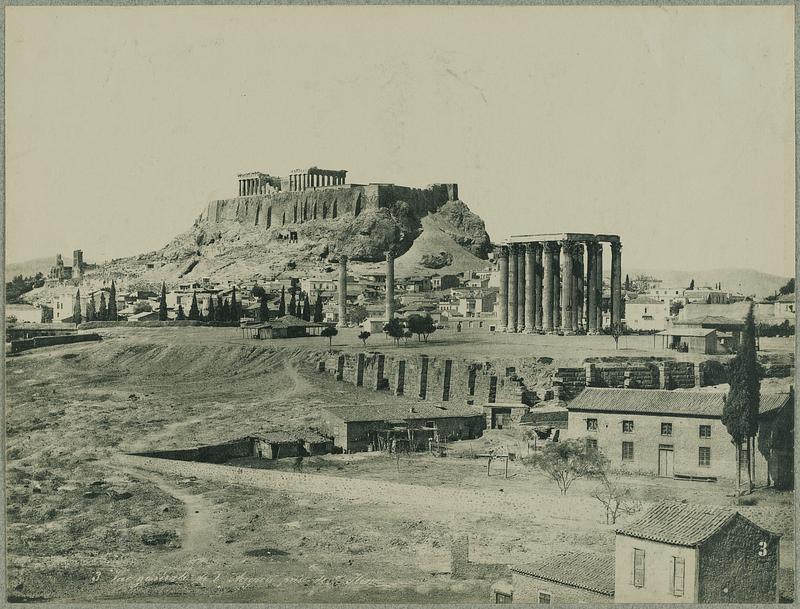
[624, 268, 791, 300]
[5, 257, 53, 280]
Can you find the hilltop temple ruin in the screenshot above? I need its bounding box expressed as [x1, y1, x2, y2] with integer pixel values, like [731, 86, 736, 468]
[497, 233, 623, 335]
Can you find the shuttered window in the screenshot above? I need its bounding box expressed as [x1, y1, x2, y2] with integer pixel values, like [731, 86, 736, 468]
[633, 548, 645, 587]
[671, 556, 685, 597]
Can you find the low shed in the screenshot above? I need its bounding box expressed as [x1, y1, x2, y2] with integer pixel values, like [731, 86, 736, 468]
[658, 327, 717, 354]
[322, 403, 486, 453]
[504, 551, 615, 604]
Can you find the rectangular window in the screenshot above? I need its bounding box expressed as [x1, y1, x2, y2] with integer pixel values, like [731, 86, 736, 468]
[622, 441, 634, 461]
[537, 591, 551, 604]
[699, 425, 712, 438]
[633, 548, 645, 587]
[494, 592, 513, 604]
[622, 420, 634, 433]
[671, 556, 685, 597]
[586, 418, 598, 431]
[699, 447, 711, 467]
[586, 438, 598, 451]
[661, 422, 673, 436]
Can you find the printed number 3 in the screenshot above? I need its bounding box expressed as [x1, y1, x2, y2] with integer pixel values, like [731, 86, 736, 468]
[758, 541, 768, 557]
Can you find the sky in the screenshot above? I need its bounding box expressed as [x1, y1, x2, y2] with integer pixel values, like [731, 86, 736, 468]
[5, 5, 796, 276]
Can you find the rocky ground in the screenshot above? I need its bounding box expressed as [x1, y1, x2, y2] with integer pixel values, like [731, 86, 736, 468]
[5, 330, 795, 603]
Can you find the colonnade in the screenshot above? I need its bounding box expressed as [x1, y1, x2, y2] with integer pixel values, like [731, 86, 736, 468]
[238, 176, 271, 196]
[289, 169, 347, 191]
[497, 236, 622, 334]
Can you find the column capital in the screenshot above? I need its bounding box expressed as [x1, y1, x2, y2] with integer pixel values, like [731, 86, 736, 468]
[496, 245, 509, 259]
[574, 243, 584, 256]
[542, 241, 556, 253]
[611, 241, 622, 253]
[559, 240, 574, 254]
[385, 249, 395, 261]
[524, 242, 536, 254]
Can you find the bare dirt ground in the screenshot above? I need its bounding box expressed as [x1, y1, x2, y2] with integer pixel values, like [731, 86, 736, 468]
[4, 329, 795, 602]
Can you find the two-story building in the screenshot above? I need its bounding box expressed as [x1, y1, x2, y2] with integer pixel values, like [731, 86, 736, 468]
[615, 502, 780, 603]
[624, 296, 670, 331]
[565, 388, 791, 482]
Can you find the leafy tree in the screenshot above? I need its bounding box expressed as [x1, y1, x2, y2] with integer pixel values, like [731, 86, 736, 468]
[251, 284, 267, 299]
[722, 302, 761, 492]
[321, 325, 338, 350]
[778, 278, 795, 296]
[98, 292, 107, 321]
[524, 438, 606, 495]
[188, 292, 201, 321]
[158, 282, 168, 321]
[72, 290, 81, 325]
[313, 295, 324, 323]
[86, 293, 97, 322]
[176, 304, 186, 320]
[302, 294, 312, 322]
[407, 313, 436, 342]
[384, 318, 404, 346]
[669, 301, 684, 317]
[610, 322, 623, 349]
[230, 286, 239, 321]
[347, 304, 368, 325]
[358, 330, 371, 346]
[591, 471, 642, 524]
[403, 329, 413, 344]
[5, 274, 42, 304]
[133, 301, 152, 314]
[259, 294, 270, 322]
[107, 280, 118, 321]
[278, 287, 286, 317]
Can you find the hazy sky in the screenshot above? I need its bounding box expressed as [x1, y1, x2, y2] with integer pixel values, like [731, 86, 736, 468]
[5, 6, 795, 276]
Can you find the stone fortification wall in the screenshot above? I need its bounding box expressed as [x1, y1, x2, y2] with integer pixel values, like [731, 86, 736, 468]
[204, 183, 456, 229]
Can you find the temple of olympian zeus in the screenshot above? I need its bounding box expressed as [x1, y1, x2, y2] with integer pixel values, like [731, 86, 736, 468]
[496, 232, 623, 335]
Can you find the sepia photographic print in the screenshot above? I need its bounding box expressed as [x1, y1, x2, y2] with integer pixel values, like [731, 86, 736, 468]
[2, 4, 796, 606]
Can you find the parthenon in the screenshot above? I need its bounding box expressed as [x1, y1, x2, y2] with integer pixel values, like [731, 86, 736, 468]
[288, 167, 347, 191]
[496, 233, 622, 334]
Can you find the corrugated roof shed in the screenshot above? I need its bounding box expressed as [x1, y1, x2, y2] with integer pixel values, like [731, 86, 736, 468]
[511, 551, 614, 596]
[568, 388, 790, 418]
[323, 403, 484, 423]
[616, 501, 778, 547]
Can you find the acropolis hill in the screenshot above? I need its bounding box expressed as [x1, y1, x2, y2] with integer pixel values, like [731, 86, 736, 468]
[101, 166, 492, 285]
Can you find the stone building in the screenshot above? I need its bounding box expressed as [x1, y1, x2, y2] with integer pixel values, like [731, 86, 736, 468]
[499, 551, 615, 604]
[565, 387, 791, 482]
[495, 232, 623, 334]
[615, 502, 780, 603]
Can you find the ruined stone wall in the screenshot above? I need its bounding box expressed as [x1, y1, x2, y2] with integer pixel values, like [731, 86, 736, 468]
[204, 183, 457, 229]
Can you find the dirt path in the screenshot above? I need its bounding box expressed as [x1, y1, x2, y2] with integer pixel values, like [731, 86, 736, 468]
[272, 358, 312, 400]
[106, 459, 218, 557]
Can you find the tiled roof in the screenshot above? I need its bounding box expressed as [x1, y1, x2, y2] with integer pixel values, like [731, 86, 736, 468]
[657, 327, 716, 337]
[323, 403, 484, 423]
[627, 296, 664, 305]
[569, 388, 790, 418]
[511, 551, 614, 596]
[615, 501, 778, 547]
[681, 315, 745, 327]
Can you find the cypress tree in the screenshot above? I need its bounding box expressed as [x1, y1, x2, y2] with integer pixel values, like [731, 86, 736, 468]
[278, 287, 286, 317]
[98, 292, 107, 321]
[158, 282, 168, 321]
[176, 304, 186, 320]
[86, 293, 97, 322]
[222, 298, 231, 322]
[207, 295, 216, 322]
[73, 289, 82, 325]
[288, 292, 297, 317]
[722, 302, 761, 491]
[188, 292, 200, 321]
[314, 295, 324, 323]
[108, 280, 118, 321]
[259, 294, 270, 322]
[230, 286, 239, 322]
[302, 294, 311, 321]
[215, 295, 224, 322]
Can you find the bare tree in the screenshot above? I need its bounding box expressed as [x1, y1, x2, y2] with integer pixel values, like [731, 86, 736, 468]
[591, 472, 643, 524]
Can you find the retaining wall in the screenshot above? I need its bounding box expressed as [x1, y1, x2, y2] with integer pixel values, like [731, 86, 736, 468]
[8, 333, 101, 354]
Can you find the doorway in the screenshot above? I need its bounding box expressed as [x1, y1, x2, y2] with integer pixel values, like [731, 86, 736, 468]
[658, 445, 674, 478]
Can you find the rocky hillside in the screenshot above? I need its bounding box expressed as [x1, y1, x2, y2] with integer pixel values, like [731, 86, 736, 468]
[96, 196, 491, 287]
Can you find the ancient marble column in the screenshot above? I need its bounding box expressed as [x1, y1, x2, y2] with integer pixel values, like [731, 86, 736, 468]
[534, 243, 543, 331]
[561, 241, 574, 334]
[575, 244, 584, 332]
[524, 243, 535, 333]
[385, 250, 395, 322]
[517, 246, 526, 332]
[553, 246, 561, 330]
[611, 241, 623, 330]
[586, 243, 598, 333]
[542, 242, 554, 333]
[498, 246, 509, 332]
[508, 244, 518, 332]
[338, 256, 348, 328]
[596, 244, 604, 331]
